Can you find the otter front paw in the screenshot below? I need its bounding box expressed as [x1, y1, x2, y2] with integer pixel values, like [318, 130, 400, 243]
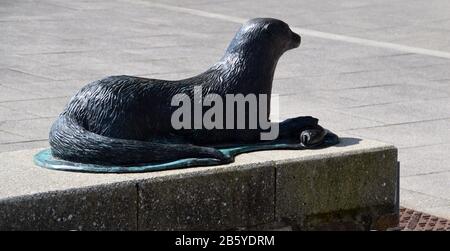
[279, 116, 319, 138]
[300, 125, 327, 148]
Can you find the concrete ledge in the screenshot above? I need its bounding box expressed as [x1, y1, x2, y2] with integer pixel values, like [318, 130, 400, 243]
[0, 137, 399, 230]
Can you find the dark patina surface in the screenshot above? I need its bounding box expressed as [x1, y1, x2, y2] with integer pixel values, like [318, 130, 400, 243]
[47, 18, 338, 167]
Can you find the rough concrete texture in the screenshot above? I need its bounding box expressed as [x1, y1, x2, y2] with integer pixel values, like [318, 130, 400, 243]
[276, 148, 398, 230]
[138, 164, 274, 230]
[0, 182, 137, 231]
[0, 137, 398, 230]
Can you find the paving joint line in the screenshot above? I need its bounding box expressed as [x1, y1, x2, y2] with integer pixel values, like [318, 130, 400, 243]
[343, 116, 450, 131]
[0, 139, 49, 145]
[402, 170, 450, 178]
[401, 188, 450, 204]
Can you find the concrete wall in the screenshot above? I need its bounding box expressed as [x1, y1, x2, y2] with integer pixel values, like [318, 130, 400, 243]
[0, 137, 398, 230]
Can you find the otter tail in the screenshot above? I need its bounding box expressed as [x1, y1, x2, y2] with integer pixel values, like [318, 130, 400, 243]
[49, 115, 229, 166]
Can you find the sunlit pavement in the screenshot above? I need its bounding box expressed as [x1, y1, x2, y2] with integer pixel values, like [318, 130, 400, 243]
[1, 0, 449, 219]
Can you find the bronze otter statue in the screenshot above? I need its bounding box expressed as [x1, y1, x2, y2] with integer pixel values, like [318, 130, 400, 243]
[49, 18, 336, 166]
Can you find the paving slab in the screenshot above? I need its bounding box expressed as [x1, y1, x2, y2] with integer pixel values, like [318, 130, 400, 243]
[400, 189, 450, 214]
[0, 140, 49, 154]
[402, 172, 450, 202]
[0, 131, 26, 144]
[345, 119, 450, 148]
[399, 144, 450, 177]
[0, 117, 54, 140]
[0, 97, 70, 118]
[340, 98, 450, 125]
[0, 85, 41, 103]
[0, 106, 39, 121]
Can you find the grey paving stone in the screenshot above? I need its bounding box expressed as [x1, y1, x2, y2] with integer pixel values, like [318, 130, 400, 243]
[0, 85, 41, 102]
[319, 70, 430, 91]
[7, 63, 105, 82]
[274, 68, 440, 94]
[340, 98, 450, 125]
[0, 140, 49, 153]
[399, 143, 450, 177]
[273, 74, 396, 93]
[303, 22, 370, 35]
[0, 68, 54, 85]
[345, 119, 450, 148]
[292, 37, 397, 61]
[0, 97, 69, 118]
[400, 188, 450, 219]
[276, 97, 384, 131]
[400, 189, 450, 209]
[409, 63, 450, 81]
[160, 0, 450, 52]
[352, 25, 450, 45]
[368, 53, 450, 70]
[138, 70, 199, 81]
[1, 32, 93, 56]
[0, 117, 54, 140]
[42, 0, 115, 11]
[6, 81, 79, 98]
[0, 131, 26, 144]
[272, 77, 323, 95]
[0, 106, 39, 121]
[277, 90, 363, 111]
[401, 172, 450, 201]
[330, 51, 449, 74]
[328, 83, 449, 108]
[1, 55, 40, 74]
[0, 0, 76, 19]
[123, 46, 222, 62]
[390, 33, 450, 52]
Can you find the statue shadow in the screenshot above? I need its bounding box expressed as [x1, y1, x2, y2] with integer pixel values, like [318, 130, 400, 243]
[334, 137, 362, 147]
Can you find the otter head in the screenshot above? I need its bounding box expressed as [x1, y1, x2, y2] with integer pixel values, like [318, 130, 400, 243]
[225, 18, 301, 57]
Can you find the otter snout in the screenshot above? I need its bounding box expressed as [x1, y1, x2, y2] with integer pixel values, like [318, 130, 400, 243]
[290, 31, 301, 49]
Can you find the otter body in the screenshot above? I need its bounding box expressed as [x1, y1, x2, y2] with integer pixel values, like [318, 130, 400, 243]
[50, 18, 327, 165]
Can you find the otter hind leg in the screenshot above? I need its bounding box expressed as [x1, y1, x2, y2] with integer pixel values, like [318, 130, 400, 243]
[154, 135, 233, 164]
[193, 144, 233, 164]
[138, 136, 233, 163]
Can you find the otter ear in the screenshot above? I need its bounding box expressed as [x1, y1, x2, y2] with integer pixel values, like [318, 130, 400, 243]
[263, 23, 272, 32]
[263, 23, 278, 35]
